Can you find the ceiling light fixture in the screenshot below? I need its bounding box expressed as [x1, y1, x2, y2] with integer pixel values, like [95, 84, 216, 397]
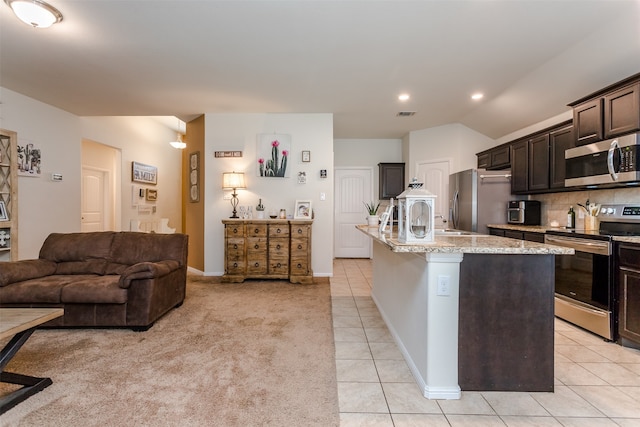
[5, 0, 63, 28]
[398, 94, 410, 101]
[471, 93, 484, 101]
[169, 118, 186, 149]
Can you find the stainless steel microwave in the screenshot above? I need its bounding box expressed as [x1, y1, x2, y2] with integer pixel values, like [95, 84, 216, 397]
[565, 133, 640, 187]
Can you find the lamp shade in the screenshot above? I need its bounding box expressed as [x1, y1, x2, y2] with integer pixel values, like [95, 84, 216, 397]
[6, 0, 63, 28]
[169, 133, 186, 149]
[222, 172, 246, 189]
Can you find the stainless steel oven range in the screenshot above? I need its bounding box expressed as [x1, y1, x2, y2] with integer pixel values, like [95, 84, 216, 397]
[545, 204, 640, 341]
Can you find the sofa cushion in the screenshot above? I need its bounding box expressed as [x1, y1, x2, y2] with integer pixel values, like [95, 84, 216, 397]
[39, 232, 115, 263]
[0, 275, 97, 304]
[108, 232, 187, 266]
[0, 259, 57, 287]
[60, 275, 127, 304]
[56, 260, 108, 275]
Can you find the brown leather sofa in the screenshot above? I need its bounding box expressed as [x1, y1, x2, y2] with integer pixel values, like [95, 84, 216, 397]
[0, 231, 188, 330]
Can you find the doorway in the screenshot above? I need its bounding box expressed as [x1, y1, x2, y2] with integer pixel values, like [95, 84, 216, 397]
[81, 139, 120, 232]
[416, 159, 451, 228]
[334, 167, 373, 258]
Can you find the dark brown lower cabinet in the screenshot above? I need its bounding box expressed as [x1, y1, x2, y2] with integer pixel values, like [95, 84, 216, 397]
[458, 254, 555, 391]
[618, 243, 640, 346]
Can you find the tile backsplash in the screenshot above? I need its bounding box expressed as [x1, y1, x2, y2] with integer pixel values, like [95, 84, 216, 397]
[531, 187, 640, 228]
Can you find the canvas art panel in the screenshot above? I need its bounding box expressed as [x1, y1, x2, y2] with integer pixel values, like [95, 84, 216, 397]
[257, 134, 291, 178]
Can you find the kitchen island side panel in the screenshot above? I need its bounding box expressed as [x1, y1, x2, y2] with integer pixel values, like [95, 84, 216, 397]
[458, 253, 555, 392]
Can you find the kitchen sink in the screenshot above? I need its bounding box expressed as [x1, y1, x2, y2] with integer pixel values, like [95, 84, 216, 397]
[434, 229, 473, 236]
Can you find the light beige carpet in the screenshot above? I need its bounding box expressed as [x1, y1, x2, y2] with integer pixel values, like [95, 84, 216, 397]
[0, 276, 339, 426]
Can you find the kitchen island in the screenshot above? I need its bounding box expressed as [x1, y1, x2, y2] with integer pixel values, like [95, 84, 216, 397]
[357, 225, 573, 399]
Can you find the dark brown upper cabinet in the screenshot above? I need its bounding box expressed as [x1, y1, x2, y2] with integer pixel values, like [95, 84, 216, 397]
[570, 73, 640, 146]
[476, 143, 510, 170]
[510, 139, 529, 194]
[378, 163, 405, 199]
[604, 82, 640, 138]
[549, 124, 575, 189]
[528, 133, 550, 192]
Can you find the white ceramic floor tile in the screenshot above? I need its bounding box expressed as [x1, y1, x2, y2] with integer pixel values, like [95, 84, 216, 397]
[501, 416, 563, 426]
[618, 385, 640, 402]
[338, 382, 389, 413]
[529, 386, 604, 417]
[579, 362, 640, 386]
[374, 359, 414, 383]
[336, 359, 380, 382]
[555, 345, 611, 362]
[364, 327, 393, 343]
[586, 344, 640, 363]
[481, 392, 550, 416]
[333, 327, 367, 343]
[611, 418, 640, 427]
[554, 362, 609, 386]
[381, 382, 442, 414]
[333, 315, 364, 328]
[570, 385, 640, 418]
[391, 413, 451, 427]
[335, 341, 373, 360]
[437, 391, 495, 415]
[339, 412, 394, 427]
[369, 342, 404, 360]
[553, 417, 619, 426]
[360, 316, 387, 328]
[445, 414, 508, 426]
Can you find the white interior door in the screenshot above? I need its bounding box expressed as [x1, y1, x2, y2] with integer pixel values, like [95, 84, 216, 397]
[81, 167, 109, 232]
[334, 168, 373, 258]
[416, 160, 450, 228]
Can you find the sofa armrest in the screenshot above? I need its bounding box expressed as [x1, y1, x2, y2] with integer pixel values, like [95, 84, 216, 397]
[0, 259, 58, 287]
[118, 260, 180, 289]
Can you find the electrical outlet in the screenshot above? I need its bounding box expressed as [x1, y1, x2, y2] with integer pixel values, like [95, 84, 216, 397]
[437, 275, 450, 296]
[320, 192, 326, 201]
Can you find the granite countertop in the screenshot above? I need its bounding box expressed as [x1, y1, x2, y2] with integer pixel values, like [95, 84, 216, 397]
[356, 225, 574, 255]
[487, 224, 640, 245]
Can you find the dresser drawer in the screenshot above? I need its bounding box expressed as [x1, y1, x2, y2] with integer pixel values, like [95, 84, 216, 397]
[226, 238, 245, 258]
[225, 224, 245, 238]
[226, 259, 245, 274]
[290, 237, 308, 255]
[269, 239, 289, 257]
[246, 255, 267, 274]
[269, 224, 290, 238]
[290, 257, 309, 275]
[291, 224, 310, 238]
[247, 224, 267, 237]
[269, 256, 289, 275]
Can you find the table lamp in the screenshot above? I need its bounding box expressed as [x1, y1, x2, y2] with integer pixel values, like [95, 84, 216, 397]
[222, 172, 246, 218]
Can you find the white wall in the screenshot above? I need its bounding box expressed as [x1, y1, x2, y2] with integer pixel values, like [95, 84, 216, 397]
[204, 113, 334, 277]
[80, 116, 182, 234]
[334, 138, 402, 200]
[405, 123, 497, 177]
[0, 88, 182, 259]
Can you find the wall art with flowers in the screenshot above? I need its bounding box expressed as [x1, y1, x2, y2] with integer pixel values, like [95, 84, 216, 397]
[256, 134, 291, 178]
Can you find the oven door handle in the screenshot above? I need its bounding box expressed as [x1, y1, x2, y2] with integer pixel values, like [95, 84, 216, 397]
[544, 235, 611, 255]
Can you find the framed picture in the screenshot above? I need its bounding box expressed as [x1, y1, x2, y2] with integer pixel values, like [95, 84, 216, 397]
[301, 150, 310, 162]
[294, 200, 312, 219]
[0, 201, 7, 221]
[132, 161, 157, 185]
[145, 189, 158, 201]
[257, 133, 291, 178]
[189, 151, 200, 202]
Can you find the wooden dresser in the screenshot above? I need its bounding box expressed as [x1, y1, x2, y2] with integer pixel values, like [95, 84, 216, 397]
[222, 219, 313, 284]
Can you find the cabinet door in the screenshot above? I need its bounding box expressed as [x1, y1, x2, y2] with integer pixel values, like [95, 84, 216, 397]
[378, 163, 405, 199]
[488, 228, 505, 237]
[549, 125, 574, 189]
[573, 98, 603, 146]
[511, 140, 528, 193]
[604, 82, 640, 138]
[618, 244, 640, 345]
[477, 152, 490, 169]
[523, 232, 545, 243]
[528, 134, 550, 191]
[504, 230, 524, 240]
[490, 145, 510, 169]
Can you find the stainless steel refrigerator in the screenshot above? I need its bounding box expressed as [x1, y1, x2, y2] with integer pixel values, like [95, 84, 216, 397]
[449, 169, 514, 234]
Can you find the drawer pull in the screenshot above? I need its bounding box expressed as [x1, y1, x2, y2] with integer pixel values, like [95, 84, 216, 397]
[276, 244, 281, 250]
[297, 244, 302, 250]
[233, 244, 238, 249]
[254, 262, 259, 267]
[277, 263, 282, 268]
[233, 262, 238, 268]
[277, 229, 281, 233]
[233, 228, 238, 234]
[254, 244, 259, 249]
[254, 228, 259, 233]
[297, 263, 302, 268]
[298, 229, 302, 234]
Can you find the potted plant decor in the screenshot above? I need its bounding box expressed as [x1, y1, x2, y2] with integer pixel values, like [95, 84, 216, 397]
[364, 201, 380, 227]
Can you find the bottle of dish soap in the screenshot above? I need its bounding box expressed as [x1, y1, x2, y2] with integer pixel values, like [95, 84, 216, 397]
[567, 206, 575, 229]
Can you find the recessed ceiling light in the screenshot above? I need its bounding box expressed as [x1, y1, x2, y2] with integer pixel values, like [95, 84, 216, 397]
[398, 94, 410, 101]
[5, 0, 63, 28]
[471, 93, 484, 101]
